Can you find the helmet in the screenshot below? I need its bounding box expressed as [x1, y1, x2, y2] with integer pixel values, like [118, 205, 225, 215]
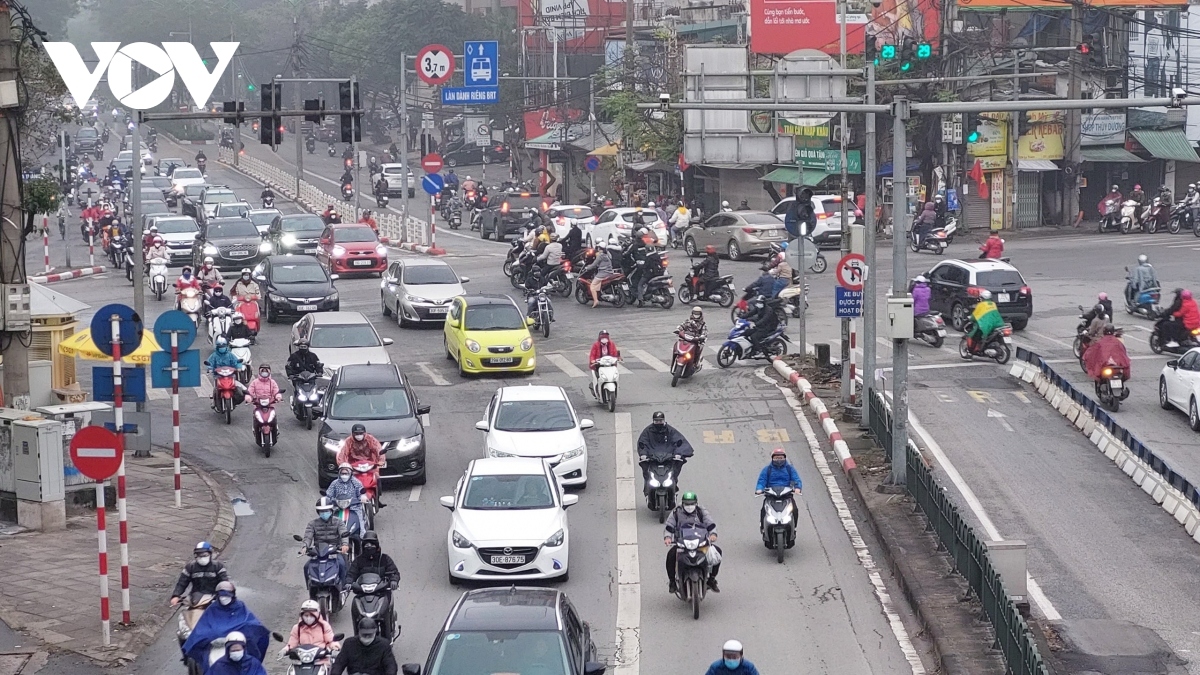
[690, 306, 703, 319]
[647, 201, 656, 208]
[1135, 184, 1142, 190]
[914, 275, 928, 284]
[979, 290, 993, 300]
[296, 340, 309, 351]
[338, 462, 352, 472]
[771, 448, 786, 459]
[1190, 184, 1197, 191]
[225, 631, 247, 647]
[361, 531, 380, 551]
[598, 330, 610, 339]
[214, 336, 229, 349]
[705, 245, 717, 255]
[681, 492, 698, 506]
[215, 580, 236, 596]
[1111, 184, 1120, 192]
[315, 496, 335, 513]
[652, 411, 665, 424]
[152, 235, 163, 245]
[351, 423, 367, 436]
[1094, 303, 1106, 315]
[1184, 290, 1194, 300]
[300, 599, 320, 615]
[240, 268, 251, 276]
[1138, 254, 1149, 264]
[211, 285, 223, 294]
[723, 640, 744, 653]
[194, 541, 213, 556]
[721, 200, 729, 208]
[466, 175, 473, 181]
[232, 313, 244, 324]
[203, 256, 214, 265]
[258, 363, 271, 374]
[1098, 292, 1108, 301]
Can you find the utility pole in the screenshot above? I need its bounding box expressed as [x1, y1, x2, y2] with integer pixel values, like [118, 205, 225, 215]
[131, 123, 145, 325]
[589, 76, 596, 199]
[231, 23, 239, 168]
[0, 3, 28, 409]
[292, 17, 303, 201]
[861, 64, 877, 431]
[624, 0, 636, 84]
[1009, 51, 1020, 230]
[889, 97, 911, 485]
[838, 0, 852, 407]
[1065, 4, 1083, 228]
[400, 53, 411, 235]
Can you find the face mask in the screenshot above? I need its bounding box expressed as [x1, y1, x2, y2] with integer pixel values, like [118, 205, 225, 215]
[259, 371, 270, 379]
[353, 434, 365, 442]
[319, 511, 332, 521]
[724, 658, 741, 669]
[772, 459, 785, 467]
[196, 554, 211, 566]
[683, 504, 697, 514]
[229, 649, 244, 662]
[600, 338, 608, 345]
[242, 275, 250, 281]
[218, 595, 233, 606]
[339, 472, 351, 482]
[302, 614, 317, 625]
[359, 633, 376, 646]
[364, 545, 378, 555]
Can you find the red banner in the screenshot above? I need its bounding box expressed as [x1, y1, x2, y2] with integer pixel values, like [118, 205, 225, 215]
[524, 108, 586, 140]
[749, 0, 939, 56]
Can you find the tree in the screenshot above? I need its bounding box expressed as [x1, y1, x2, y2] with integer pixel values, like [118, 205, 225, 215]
[18, 40, 70, 166]
[25, 0, 79, 40]
[600, 90, 682, 162]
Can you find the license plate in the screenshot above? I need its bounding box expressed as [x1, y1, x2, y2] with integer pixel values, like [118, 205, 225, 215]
[304, 247, 318, 253]
[998, 293, 1010, 303]
[1111, 379, 1123, 389]
[427, 306, 448, 314]
[936, 329, 946, 336]
[1002, 336, 1013, 344]
[489, 555, 525, 565]
[352, 259, 372, 266]
[489, 357, 515, 364]
[228, 251, 249, 258]
[297, 304, 318, 311]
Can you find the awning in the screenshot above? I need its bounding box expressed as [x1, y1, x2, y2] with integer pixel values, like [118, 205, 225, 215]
[876, 159, 922, 176]
[58, 329, 161, 365]
[760, 166, 832, 185]
[588, 143, 620, 157]
[627, 160, 669, 173]
[1018, 159, 1058, 171]
[1080, 146, 1144, 163]
[1130, 128, 1200, 163]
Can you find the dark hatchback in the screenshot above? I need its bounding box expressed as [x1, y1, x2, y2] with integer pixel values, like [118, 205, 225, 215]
[402, 587, 604, 675]
[193, 217, 269, 270]
[316, 363, 429, 490]
[442, 142, 511, 168]
[925, 259, 1033, 331]
[253, 255, 340, 323]
[268, 213, 327, 255]
[480, 192, 545, 241]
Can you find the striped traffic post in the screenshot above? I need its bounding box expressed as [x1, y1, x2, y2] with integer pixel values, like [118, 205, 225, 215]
[69, 426, 123, 647]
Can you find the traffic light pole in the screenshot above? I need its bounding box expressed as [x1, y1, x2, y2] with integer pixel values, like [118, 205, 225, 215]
[861, 63, 877, 433]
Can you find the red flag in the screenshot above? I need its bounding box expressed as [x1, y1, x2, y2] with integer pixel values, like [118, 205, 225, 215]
[968, 159, 989, 199]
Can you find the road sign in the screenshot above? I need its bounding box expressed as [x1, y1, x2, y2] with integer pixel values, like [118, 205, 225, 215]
[90, 303, 143, 357]
[584, 156, 601, 172]
[421, 153, 444, 173]
[835, 253, 868, 291]
[152, 309, 197, 353]
[441, 87, 498, 105]
[835, 287, 864, 318]
[69, 425, 123, 481]
[416, 44, 455, 86]
[92, 366, 146, 403]
[464, 40, 498, 88]
[422, 173, 445, 196]
[150, 349, 202, 389]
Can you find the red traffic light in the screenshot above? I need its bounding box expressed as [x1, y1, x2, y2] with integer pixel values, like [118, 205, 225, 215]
[1077, 42, 1090, 54]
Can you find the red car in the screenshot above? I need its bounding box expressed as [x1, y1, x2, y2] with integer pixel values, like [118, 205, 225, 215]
[316, 224, 388, 276]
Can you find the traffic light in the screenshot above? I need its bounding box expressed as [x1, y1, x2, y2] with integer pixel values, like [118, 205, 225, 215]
[917, 43, 932, 59]
[865, 35, 878, 65]
[338, 81, 362, 143]
[222, 101, 244, 125]
[880, 44, 896, 61]
[259, 82, 282, 148]
[899, 39, 915, 72]
[304, 98, 325, 124]
[247, 83, 256, 92]
[967, 128, 980, 143]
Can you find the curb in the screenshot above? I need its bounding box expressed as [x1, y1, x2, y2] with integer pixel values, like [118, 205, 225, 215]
[393, 242, 445, 256]
[770, 357, 856, 472]
[188, 459, 236, 552]
[29, 266, 106, 284]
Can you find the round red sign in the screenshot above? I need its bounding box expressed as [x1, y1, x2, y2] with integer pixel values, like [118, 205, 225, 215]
[69, 426, 123, 481]
[421, 153, 444, 174]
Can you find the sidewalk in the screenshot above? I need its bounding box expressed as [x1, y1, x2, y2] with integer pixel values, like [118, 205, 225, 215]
[0, 454, 234, 667]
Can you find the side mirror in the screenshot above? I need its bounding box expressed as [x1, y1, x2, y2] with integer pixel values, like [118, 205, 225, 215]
[580, 418, 594, 430]
[460, 276, 471, 283]
[329, 274, 339, 281]
[584, 662, 607, 675]
[439, 496, 455, 510]
[292, 534, 303, 542]
[272, 632, 285, 642]
[402, 665, 422, 675]
[332, 633, 345, 641]
[562, 494, 580, 507]
[253, 274, 265, 282]
[382, 338, 394, 346]
[475, 420, 489, 431]
[526, 317, 536, 326]
[417, 404, 431, 416]
[1169, 359, 1179, 369]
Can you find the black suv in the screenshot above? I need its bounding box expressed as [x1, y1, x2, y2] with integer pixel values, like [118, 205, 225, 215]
[403, 588, 605, 675]
[253, 255, 339, 323]
[316, 363, 429, 490]
[480, 192, 545, 242]
[268, 213, 327, 255]
[74, 127, 102, 157]
[924, 258, 1033, 331]
[193, 216, 269, 270]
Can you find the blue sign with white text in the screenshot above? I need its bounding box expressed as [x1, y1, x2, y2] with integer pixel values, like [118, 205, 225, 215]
[442, 87, 499, 105]
[464, 41, 498, 88]
[93, 366, 147, 403]
[835, 287, 863, 318]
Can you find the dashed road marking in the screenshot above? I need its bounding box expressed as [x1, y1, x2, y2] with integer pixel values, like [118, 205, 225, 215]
[628, 349, 670, 373]
[702, 429, 735, 444]
[414, 362, 450, 386]
[966, 390, 996, 404]
[755, 428, 790, 443]
[408, 485, 422, 502]
[545, 353, 586, 378]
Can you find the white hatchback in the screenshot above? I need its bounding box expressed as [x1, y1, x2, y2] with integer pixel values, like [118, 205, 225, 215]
[441, 457, 576, 583]
[1159, 347, 1200, 430]
[476, 385, 593, 488]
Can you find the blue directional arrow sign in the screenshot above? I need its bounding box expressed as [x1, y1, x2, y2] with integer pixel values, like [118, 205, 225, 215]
[90, 303, 143, 357]
[422, 173, 446, 196]
[464, 41, 498, 88]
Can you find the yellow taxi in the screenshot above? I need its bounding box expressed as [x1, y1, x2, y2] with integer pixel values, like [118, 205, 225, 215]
[444, 294, 536, 376]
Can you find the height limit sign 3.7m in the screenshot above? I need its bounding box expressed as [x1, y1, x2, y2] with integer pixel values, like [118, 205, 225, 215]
[417, 44, 455, 86]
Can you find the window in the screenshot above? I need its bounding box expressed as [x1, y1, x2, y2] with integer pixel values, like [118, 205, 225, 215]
[494, 400, 575, 432]
[387, 263, 400, 279]
[562, 603, 585, 666]
[204, 191, 237, 204]
[449, 300, 463, 322]
[403, 265, 459, 285]
[975, 270, 1025, 287]
[462, 474, 554, 510]
[463, 304, 524, 331]
[173, 169, 202, 180]
[740, 213, 785, 226]
[1181, 352, 1199, 370]
[597, 212, 615, 224]
[271, 263, 328, 284]
[206, 220, 259, 238]
[429, 630, 570, 675]
[309, 325, 381, 348]
[282, 215, 326, 233]
[334, 227, 379, 243]
[328, 387, 412, 420]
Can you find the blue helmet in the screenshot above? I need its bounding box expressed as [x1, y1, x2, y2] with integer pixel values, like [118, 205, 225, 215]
[193, 541, 213, 555]
[214, 337, 229, 352]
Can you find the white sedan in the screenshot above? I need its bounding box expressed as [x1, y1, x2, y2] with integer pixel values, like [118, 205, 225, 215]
[441, 457, 576, 583]
[476, 385, 593, 488]
[589, 207, 669, 247]
[1159, 347, 1200, 430]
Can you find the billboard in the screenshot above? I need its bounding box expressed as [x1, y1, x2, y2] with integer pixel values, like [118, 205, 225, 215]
[959, 0, 1186, 9]
[750, 0, 939, 56]
[518, 0, 625, 50]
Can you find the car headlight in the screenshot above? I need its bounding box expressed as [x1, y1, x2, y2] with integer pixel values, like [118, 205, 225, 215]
[327, 291, 339, 302]
[561, 445, 585, 461]
[487, 447, 515, 458]
[406, 294, 430, 304]
[258, 241, 272, 253]
[376, 244, 388, 256]
[520, 337, 533, 351]
[332, 245, 347, 256]
[465, 339, 481, 353]
[202, 244, 218, 255]
[544, 529, 565, 547]
[394, 434, 422, 455]
[321, 437, 341, 453]
[268, 293, 285, 302]
[281, 233, 297, 245]
[452, 530, 472, 549]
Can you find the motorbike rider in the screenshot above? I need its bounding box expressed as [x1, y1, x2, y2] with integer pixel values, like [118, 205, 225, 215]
[668, 202, 691, 243]
[205, 338, 247, 404]
[588, 330, 621, 396]
[1129, 184, 1146, 207]
[282, 600, 339, 662]
[523, 265, 549, 319]
[259, 186, 274, 207]
[286, 340, 323, 379]
[226, 313, 253, 343]
[537, 231, 565, 276]
[246, 363, 281, 433]
[634, 246, 666, 306]
[1098, 184, 1122, 223]
[175, 266, 201, 309]
[721, 200, 732, 212]
[304, 497, 349, 585]
[229, 269, 260, 303]
[1162, 288, 1200, 347]
[169, 541, 229, 606]
[913, 201, 938, 249]
[181, 581, 270, 669]
[747, 267, 786, 301]
[359, 209, 378, 232]
[342, 144, 354, 161]
[705, 640, 761, 675]
[744, 296, 782, 353]
[195, 149, 207, 165]
[736, 199, 750, 211]
[329, 617, 398, 675]
[1081, 292, 1114, 327]
[638, 411, 695, 492]
[206, 285, 234, 316]
[651, 201, 670, 224]
[461, 175, 478, 193]
[197, 256, 224, 292]
[1084, 304, 1113, 341]
[979, 231, 1004, 259]
[676, 307, 708, 364]
[374, 176, 389, 200]
[663, 492, 721, 594]
[1126, 253, 1159, 309]
[340, 168, 355, 188]
[933, 194, 948, 229]
[445, 169, 459, 188]
[142, 224, 159, 250]
[326, 462, 365, 538]
[561, 219, 583, 260]
[208, 630, 268, 675]
[336, 424, 387, 508]
[345, 532, 400, 635]
[146, 235, 169, 263]
[912, 275, 932, 317]
[966, 290, 1004, 352]
[755, 448, 802, 533]
[691, 245, 722, 298]
[583, 243, 617, 308]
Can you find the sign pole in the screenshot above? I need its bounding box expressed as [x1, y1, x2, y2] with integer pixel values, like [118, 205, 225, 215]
[171, 331, 181, 508]
[88, 222, 95, 267]
[43, 218, 50, 273]
[109, 315, 131, 626]
[71, 425, 124, 646]
[430, 196, 437, 251]
[96, 480, 110, 646]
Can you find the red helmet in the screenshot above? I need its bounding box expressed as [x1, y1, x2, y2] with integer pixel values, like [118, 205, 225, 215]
[705, 245, 716, 255]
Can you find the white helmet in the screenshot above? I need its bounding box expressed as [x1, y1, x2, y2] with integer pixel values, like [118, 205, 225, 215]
[914, 275, 928, 284]
[647, 201, 656, 208]
[723, 640, 743, 653]
[979, 289, 993, 300]
[1138, 254, 1148, 264]
[300, 599, 320, 614]
[721, 200, 730, 208]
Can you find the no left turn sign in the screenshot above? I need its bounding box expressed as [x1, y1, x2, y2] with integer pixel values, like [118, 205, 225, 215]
[835, 253, 868, 291]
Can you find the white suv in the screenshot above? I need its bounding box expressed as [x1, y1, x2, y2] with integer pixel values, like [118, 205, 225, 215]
[378, 163, 415, 198]
[771, 194, 860, 249]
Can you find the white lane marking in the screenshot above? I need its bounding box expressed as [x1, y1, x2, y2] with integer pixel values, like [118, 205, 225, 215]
[613, 412, 639, 675]
[906, 411, 1062, 621]
[147, 387, 169, 401]
[617, 363, 634, 375]
[414, 362, 450, 386]
[986, 409, 1015, 432]
[759, 369, 926, 673]
[628, 349, 670, 373]
[1025, 331, 1075, 350]
[545, 353, 587, 378]
[197, 374, 213, 398]
[408, 485, 422, 502]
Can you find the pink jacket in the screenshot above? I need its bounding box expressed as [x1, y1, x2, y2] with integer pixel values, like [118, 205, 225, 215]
[246, 376, 280, 402]
[287, 616, 337, 650]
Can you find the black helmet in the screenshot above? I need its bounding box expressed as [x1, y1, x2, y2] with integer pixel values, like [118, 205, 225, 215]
[362, 530, 380, 546]
[357, 617, 378, 642]
[652, 411, 665, 425]
[296, 340, 310, 351]
[351, 423, 367, 436]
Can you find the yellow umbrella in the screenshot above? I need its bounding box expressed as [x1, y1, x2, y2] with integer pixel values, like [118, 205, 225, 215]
[588, 143, 620, 157]
[58, 329, 162, 365]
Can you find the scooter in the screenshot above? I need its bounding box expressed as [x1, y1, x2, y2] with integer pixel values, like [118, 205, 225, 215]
[631, 271, 675, 310]
[1149, 317, 1200, 355]
[262, 195, 275, 209]
[290, 370, 321, 430]
[574, 272, 630, 308]
[377, 192, 389, 208]
[327, 143, 337, 157]
[670, 331, 702, 387]
[909, 227, 948, 254]
[176, 591, 214, 672]
[341, 184, 354, 202]
[1098, 197, 1122, 233]
[147, 257, 169, 300]
[942, 215, 959, 244]
[196, 158, 207, 175]
[642, 457, 679, 523]
[305, 136, 317, 155]
[448, 209, 462, 230]
[502, 239, 523, 277]
[677, 272, 734, 307]
[230, 337, 253, 385]
[293, 538, 347, 619]
[1118, 199, 1142, 234]
[716, 317, 789, 368]
[1094, 364, 1130, 413]
[270, 631, 344, 675]
[179, 286, 203, 325]
[1166, 201, 1193, 234]
[760, 486, 797, 563]
[233, 299, 260, 337]
[353, 461, 381, 525]
[252, 395, 280, 457]
[1123, 276, 1161, 320]
[958, 322, 1013, 364]
[207, 306, 234, 344]
[670, 523, 713, 620]
[528, 288, 553, 339]
[592, 354, 620, 412]
[350, 573, 399, 645]
[109, 234, 126, 270]
[913, 312, 947, 348]
[210, 365, 241, 424]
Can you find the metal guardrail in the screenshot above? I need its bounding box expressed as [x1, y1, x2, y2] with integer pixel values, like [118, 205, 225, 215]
[1014, 346, 1200, 510]
[868, 389, 1050, 675]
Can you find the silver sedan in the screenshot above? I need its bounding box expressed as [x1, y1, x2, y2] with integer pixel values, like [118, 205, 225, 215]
[682, 210, 788, 260]
[380, 257, 470, 327]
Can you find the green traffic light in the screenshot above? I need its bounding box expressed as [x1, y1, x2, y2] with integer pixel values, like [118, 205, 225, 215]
[967, 130, 980, 142]
[917, 43, 932, 59]
[881, 44, 896, 60]
[900, 61, 912, 72]
[247, 83, 256, 91]
[873, 58, 880, 66]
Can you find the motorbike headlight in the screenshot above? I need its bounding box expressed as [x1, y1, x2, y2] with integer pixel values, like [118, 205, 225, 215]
[395, 434, 422, 455]
[321, 437, 341, 453]
[683, 538, 700, 551]
[648, 476, 661, 488]
[258, 241, 272, 253]
[268, 293, 285, 302]
[544, 529, 565, 547]
[376, 244, 388, 256]
[451, 530, 472, 549]
[465, 339, 481, 353]
[561, 445, 585, 461]
[487, 446, 515, 458]
[202, 244, 218, 255]
[520, 337, 534, 351]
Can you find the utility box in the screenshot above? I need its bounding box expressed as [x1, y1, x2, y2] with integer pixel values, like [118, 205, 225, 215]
[12, 419, 65, 531]
[984, 539, 1028, 602]
[848, 223, 865, 256]
[35, 401, 112, 490]
[1, 283, 31, 332]
[886, 294, 914, 340]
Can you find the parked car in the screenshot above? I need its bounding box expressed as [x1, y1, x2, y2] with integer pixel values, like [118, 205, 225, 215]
[316, 224, 388, 276]
[444, 294, 536, 376]
[252, 255, 340, 323]
[770, 194, 860, 249]
[192, 216, 270, 270]
[682, 210, 788, 260]
[381, 258, 469, 326]
[442, 142, 510, 168]
[479, 192, 546, 241]
[476, 385, 592, 488]
[923, 258, 1033, 331]
[590, 207, 668, 247]
[317, 363, 429, 489]
[268, 213, 326, 255]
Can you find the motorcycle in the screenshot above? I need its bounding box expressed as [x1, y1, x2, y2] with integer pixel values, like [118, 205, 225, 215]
[958, 321, 1013, 364]
[1149, 317, 1200, 355]
[941, 215, 959, 244]
[1117, 199, 1141, 234]
[575, 272, 630, 308]
[448, 208, 462, 230]
[502, 240, 524, 277]
[1098, 197, 1121, 233]
[210, 365, 241, 424]
[760, 486, 797, 563]
[196, 158, 207, 175]
[509, 248, 538, 288]
[1094, 364, 1130, 413]
[350, 573, 399, 645]
[592, 354, 620, 412]
[377, 192, 389, 208]
[147, 257, 169, 301]
[109, 234, 126, 270]
[716, 317, 789, 368]
[670, 523, 713, 620]
[528, 288, 553, 339]
[913, 312, 947, 348]
[1166, 201, 1193, 234]
[230, 338, 253, 385]
[234, 299, 261, 337]
[670, 331, 703, 387]
[353, 461, 381, 525]
[207, 306, 234, 344]
[179, 286, 203, 325]
[678, 272, 734, 307]
[291, 370, 321, 430]
[1123, 275, 1161, 320]
[341, 184, 354, 201]
[252, 395, 280, 457]
[271, 631, 344, 675]
[909, 227, 948, 254]
[305, 136, 317, 154]
[642, 457, 679, 523]
[262, 195, 275, 209]
[631, 268, 675, 310]
[327, 143, 337, 157]
[293, 538, 347, 619]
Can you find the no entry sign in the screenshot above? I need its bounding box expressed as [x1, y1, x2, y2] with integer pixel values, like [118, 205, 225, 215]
[70, 426, 123, 481]
[421, 153, 444, 173]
